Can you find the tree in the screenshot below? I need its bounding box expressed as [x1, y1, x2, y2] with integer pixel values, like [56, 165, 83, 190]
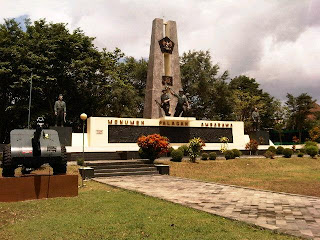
[230, 75, 278, 131]
[180, 50, 233, 120]
[0, 18, 143, 142]
[118, 57, 148, 117]
[272, 100, 287, 144]
[286, 93, 315, 142]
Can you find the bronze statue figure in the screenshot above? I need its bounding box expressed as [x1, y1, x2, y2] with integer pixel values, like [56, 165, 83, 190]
[171, 88, 190, 117]
[54, 94, 66, 127]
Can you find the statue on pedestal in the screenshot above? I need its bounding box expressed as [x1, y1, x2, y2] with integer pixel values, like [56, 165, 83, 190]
[171, 88, 190, 117]
[252, 107, 260, 131]
[54, 94, 66, 127]
[160, 88, 171, 116]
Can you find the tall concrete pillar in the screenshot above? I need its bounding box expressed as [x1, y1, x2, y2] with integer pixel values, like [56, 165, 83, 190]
[143, 18, 182, 119]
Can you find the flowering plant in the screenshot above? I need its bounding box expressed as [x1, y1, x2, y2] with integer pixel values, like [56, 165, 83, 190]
[188, 137, 205, 163]
[137, 134, 170, 162]
[219, 136, 229, 153]
[219, 137, 229, 143]
[245, 139, 259, 155]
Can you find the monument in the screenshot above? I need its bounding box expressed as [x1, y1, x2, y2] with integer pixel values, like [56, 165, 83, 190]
[143, 18, 182, 118]
[76, 18, 266, 153]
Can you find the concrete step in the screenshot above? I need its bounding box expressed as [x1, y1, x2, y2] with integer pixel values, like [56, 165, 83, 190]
[86, 159, 149, 166]
[94, 167, 157, 174]
[89, 163, 154, 169]
[94, 171, 159, 178]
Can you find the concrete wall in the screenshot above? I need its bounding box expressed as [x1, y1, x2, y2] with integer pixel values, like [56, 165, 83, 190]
[86, 116, 248, 151]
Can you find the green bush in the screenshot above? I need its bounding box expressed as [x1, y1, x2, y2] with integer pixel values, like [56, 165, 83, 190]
[138, 148, 148, 159]
[267, 146, 276, 153]
[305, 141, 318, 147]
[299, 148, 306, 153]
[224, 150, 235, 160]
[297, 152, 304, 157]
[167, 147, 174, 157]
[77, 158, 85, 166]
[171, 149, 183, 162]
[232, 149, 242, 158]
[305, 146, 319, 158]
[201, 153, 209, 160]
[264, 150, 275, 159]
[178, 145, 189, 156]
[209, 152, 217, 160]
[283, 148, 293, 158]
[276, 146, 284, 155]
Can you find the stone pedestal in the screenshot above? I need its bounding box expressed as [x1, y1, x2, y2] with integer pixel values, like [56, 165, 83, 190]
[50, 126, 72, 146]
[248, 131, 270, 145]
[79, 167, 94, 180]
[0, 174, 78, 202]
[155, 165, 170, 175]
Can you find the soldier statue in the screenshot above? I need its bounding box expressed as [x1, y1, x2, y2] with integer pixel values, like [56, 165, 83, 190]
[252, 107, 260, 131]
[159, 88, 171, 116]
[170, 88, 190, 117]
[54, 94, 66, 127]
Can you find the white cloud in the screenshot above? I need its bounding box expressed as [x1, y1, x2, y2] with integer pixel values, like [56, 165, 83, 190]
[0, 0, 319, 101]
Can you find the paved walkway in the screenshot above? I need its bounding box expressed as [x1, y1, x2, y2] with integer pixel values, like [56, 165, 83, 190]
[95, 175, 320, 239]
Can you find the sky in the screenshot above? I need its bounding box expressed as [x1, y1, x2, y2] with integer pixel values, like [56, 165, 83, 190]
[1, 0, 319, 102]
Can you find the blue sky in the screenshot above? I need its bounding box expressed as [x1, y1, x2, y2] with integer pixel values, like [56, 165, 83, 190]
[1, 0, 320, 102]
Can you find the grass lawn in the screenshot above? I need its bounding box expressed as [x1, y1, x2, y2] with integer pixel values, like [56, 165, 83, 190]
[158, 156, 320, 197]
[0, 167, 298, 240]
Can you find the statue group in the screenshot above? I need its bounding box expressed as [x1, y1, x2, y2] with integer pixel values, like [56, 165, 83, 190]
[157, 87, 190, 117]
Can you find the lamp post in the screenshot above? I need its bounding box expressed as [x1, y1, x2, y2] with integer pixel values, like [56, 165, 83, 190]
[80, 113, 87, 160]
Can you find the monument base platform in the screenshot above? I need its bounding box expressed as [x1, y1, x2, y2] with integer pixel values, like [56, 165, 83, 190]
[0, 174, 78, 202]
[50, 126, 72, 146]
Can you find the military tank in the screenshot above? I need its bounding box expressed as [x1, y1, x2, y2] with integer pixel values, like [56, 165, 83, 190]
[1, 117, 67, 177]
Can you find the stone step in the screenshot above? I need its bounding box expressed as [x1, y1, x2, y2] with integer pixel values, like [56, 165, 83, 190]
[94, 167, 157, 174]
[94, 171, 159, 178]
[70, 152, 122, 161]
[86, 159, 149, 166]
[90, 163, 154, 170]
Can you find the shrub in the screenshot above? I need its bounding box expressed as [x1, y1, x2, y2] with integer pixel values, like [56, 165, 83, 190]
[267, 146, 276, 153]
[297, 152, 304, 157]
[171, 149, 183, 162]
[305, 141, 318, 147]
[77, 158, 85, 166]
[201, 153, 208, 160]
[137, 134, 170, 162]
[188, 138, 205, 163]
[224, 150, 235, 160]
[209, 152, 217, 160]
[245, 139, 259, 155]
[299, 148, 306, 153]
[232, 149, 242, 158]
[138, 148, 149, 159]
[167, 147, 174, 157]
[276, 146, 284, 155]
[283, 148, 293, 158]
[305, 146, 319, 158]
[264, 150, 275, 159]
[309, 126, 320, 142]
[178, 145, 189, 156]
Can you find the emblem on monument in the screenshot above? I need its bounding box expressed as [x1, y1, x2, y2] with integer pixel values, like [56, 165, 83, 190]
[158, 36, 175, 54]
[162, 76, 173, 86]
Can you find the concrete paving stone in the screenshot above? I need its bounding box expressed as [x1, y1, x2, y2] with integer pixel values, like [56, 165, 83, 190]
[94, 175, 320, 239]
